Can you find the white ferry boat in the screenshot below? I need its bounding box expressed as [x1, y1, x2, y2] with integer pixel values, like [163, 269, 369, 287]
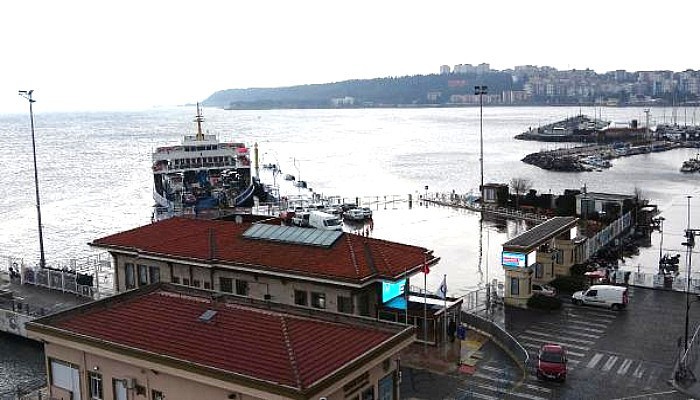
[152, 104, 259, 214]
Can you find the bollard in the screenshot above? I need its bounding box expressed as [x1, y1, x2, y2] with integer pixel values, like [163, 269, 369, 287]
[408, 194, 412, 209]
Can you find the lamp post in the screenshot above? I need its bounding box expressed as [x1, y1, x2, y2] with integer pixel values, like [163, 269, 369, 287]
[18, 90, 46, 269]
[475, 85, 488, 310]
[474, 85, 487, 209]
[656, 216, 666, 271]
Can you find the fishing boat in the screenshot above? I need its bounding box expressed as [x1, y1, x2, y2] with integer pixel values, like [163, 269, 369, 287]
[152, 103, 260, 214]
[680, 154, 700, 173]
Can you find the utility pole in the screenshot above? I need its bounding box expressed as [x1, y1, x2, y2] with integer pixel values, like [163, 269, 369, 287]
[19, 90, 46, 269]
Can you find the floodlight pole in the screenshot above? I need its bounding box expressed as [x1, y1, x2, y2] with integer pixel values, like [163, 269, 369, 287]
[19, 90, 46, 269]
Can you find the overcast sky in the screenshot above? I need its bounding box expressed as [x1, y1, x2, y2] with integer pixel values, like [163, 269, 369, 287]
[2, 0, 697, 113]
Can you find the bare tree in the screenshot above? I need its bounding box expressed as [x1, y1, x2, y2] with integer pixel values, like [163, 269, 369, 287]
[510, 177, 533, 209]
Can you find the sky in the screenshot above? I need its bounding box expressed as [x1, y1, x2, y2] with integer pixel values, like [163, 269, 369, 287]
[2, 0, 698, 113]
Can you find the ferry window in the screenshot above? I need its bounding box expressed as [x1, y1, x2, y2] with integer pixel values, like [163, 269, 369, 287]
[148, 266, 160, 284]
[89, 372, 103, 400]
[311, 292, 326, 309]
[151, 390, 165, 400]
[294, 290, 308, 306]
[138, 265, 148, 286]
[510, 277, 519, 296]
[337, 295, 353, 313]
[125, 263, 135, 289]
[220, 277, 233, 293]
[236, 280, 249, 296]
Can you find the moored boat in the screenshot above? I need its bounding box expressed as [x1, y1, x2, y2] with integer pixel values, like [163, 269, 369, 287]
[152, 104, 255, 214]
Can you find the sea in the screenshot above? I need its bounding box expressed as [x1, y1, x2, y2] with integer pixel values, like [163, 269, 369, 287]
[1, 105, 699, 391]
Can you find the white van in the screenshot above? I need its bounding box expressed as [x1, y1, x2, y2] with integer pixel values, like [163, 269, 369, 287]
[308, 211, 342, 231]
[571, 285, 629, 310]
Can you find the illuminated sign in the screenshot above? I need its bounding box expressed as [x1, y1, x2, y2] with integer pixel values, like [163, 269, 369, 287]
[502, 251, 527, 268]
[382, 279, 406, 303]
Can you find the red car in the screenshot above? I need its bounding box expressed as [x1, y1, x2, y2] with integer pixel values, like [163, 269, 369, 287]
[536, 343, 567, 381]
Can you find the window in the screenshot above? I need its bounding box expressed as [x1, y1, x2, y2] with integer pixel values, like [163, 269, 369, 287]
[50, 359, 80, 400]
[204, 281, 211, 289]
[378, 372, 395, 400]
[125, 263, 135, 290]
[172, 276, 180, 284]
[236, 279, 249, 296]
[113, 379, 127, 400]
[535, 263, 543, 279]
[192, 279, 200, 288]
[148, 266, 160, 284]
[138, 264, 148, 286]
[183, 278, 190, 286]
[510, 277, 519, 296]
[337, 295, 353, 313]
[89, 372, 103, 400]
[362, 386, 375, 400]
[294, 290, 308, 306]
[311, 292, 326, 309]
[151, 390, 165, 400]
[220, 277, 233, 293]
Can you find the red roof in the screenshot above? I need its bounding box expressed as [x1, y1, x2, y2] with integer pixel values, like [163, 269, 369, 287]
[50, 287, 404, 390]
[91, 217, 434, 283]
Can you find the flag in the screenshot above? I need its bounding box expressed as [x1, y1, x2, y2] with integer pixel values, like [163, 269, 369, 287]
[422, 256, 430, 275]
[438, 275, 447, 299]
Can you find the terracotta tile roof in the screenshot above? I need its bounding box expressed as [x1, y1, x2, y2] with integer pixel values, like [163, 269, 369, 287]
[48, 287, 404, 390]
[91, 217, 435, 283]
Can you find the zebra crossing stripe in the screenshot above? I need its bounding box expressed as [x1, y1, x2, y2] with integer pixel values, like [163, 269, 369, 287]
[587, 353, 604, 369]
[632, 363, 645, 379]
[524, 329, 595, 344]
[564, 318, 611, 329]
[538, 321, 604, 334]
[617, 358, 633, 375]
[519, 335, 590, 351]
[467, 382, 549, 400]
[602, 355, 619, 372]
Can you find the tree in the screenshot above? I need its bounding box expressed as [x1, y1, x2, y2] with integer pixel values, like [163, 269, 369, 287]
[510, 177, 533, 209]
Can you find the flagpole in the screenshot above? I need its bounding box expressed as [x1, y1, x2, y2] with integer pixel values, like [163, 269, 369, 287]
[404, 263, 408, 325]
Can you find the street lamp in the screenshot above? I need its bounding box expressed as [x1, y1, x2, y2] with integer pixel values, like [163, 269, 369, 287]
[474, 85, 487, 208]
[18, 90, 46, 269]
[656, 216, 666, 271]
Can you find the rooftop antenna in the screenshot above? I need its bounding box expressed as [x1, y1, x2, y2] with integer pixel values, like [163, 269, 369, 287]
[18, 90, 46, 269]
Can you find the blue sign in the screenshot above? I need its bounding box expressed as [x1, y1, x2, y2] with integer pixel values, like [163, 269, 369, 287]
[382, 279, 406, 303]
[502, 251, 527, 268]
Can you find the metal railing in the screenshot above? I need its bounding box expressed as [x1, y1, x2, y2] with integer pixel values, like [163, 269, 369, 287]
[462, 311, 530, 373]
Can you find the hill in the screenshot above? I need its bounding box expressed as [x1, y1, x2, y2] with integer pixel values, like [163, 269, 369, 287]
[202, 72, 517, 110]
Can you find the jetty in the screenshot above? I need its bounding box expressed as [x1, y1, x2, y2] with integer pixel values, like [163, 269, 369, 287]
[522, 140, 681, 172]
[515, 114, 609, 142]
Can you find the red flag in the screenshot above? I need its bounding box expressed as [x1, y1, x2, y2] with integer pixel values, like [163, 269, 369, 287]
[422, 256, 430, 274]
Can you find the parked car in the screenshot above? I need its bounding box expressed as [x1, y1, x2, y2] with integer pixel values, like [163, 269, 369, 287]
[536, 343, 567, 381]
[360, 207, 373, 219]
[571, 284, 628, 310]
[343, 208, 365, 221]
[532, 283, 556, 297]
[308, 211, 342, 231]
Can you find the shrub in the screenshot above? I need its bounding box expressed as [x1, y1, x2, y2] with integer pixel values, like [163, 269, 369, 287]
[549, 275, 587, 294]
[527, 294, 562, 311]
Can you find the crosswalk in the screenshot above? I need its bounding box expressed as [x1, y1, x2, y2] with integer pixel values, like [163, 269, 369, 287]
[455, 302, 669, 399]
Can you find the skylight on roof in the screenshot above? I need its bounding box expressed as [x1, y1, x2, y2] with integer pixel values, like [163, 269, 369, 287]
[243, 225, 342, 248]
[198, 309, 218, 322]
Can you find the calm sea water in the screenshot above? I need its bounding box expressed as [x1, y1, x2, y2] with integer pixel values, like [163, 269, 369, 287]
[1, 105, 699, 389]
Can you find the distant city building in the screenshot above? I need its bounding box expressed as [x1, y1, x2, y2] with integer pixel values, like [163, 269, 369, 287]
[439, 65, 451, 74]
[331, 96, 355, 106]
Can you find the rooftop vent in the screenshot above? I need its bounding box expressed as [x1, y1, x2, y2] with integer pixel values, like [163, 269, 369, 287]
[198, 309, 218, 323]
